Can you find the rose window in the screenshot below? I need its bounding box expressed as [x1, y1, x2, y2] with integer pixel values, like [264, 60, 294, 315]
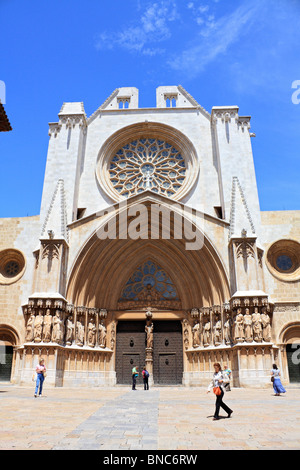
[108, 138, 186, 198]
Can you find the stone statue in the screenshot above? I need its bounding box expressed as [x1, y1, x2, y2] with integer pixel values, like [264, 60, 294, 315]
[34, 310, 44, 343]
[234, 309, 244, 342]
[99, 320, 107, 348]
[224, 313, 232, 345]
[213, 315, 222, 345]
[182, 318, 190, 350]
[192, 321, 201, 348]
[65, 316, 74, 345]
[261, 308, 271, 342]
[203, 318, 211, 346]
[244, 308, 253, 342]
[52, 310, 64, 344]
[252, 308, 263, 342]
[76, 319, 85, 346]
[110, 321, 116, 350]
[25, 313, 35, 342]
[88, 318, 96, 347]
[145, 321, 154, 349]
[42, 309, 52, 342]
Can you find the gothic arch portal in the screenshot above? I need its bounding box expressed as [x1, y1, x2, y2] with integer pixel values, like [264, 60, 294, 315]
[66, 194, 231, 310]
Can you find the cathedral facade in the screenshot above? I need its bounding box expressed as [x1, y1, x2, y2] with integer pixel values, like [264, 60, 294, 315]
[0, 86, 299, 388]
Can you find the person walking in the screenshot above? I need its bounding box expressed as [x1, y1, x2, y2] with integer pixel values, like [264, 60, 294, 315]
[223, 364, 232, 391]
[271, 364, 286, 396]
[34, 358, 47, 397]
[132, 365, 139, 390]
[207, 362, 233, 420]
[142, 366, 150, 390]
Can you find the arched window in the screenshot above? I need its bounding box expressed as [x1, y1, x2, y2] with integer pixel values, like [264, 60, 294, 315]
[119, 260, 179, 302]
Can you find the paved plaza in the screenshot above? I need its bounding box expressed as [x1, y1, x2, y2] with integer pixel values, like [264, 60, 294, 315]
[0, 383, 299, 450]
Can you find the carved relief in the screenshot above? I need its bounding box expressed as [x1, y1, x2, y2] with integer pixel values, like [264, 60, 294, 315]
[235, 240, 256, 259]
[41, 243, 60, 260]
[182, 318, 190, 350]
[110, 321, 116, 351]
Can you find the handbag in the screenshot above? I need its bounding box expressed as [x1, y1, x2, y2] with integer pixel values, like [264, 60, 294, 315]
[213, 386, 222, 395]
[271, 376, 274, 383]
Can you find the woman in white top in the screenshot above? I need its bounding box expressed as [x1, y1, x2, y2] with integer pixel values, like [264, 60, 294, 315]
[34, 358, 46, 397]
[271, 363, 286, 396]
[207, 363, 233, 420]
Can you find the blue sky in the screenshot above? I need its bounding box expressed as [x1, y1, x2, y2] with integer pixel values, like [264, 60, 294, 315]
[1, 0, 300, 217]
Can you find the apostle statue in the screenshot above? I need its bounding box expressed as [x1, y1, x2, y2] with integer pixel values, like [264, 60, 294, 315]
[34, 310, 44, 343]
[192, 321, 201, 348]
[213, 315, 222, 345]
[52, 310, 64, 344]
[234, 308, 244, 342]
[203, 318, 211, 346]
[99, 320, 107, 348]
[244, 308, 253, 342]
[252, 307, 263, 342]
[76, 319, 85, 346]
[224, 313, 232, 345]
[42, 309, 53, 343]
[25, 313, 35, 342]
[261, 307, 271, 342]
[65, 316, 74, 346]
[88, 318, 96, 348]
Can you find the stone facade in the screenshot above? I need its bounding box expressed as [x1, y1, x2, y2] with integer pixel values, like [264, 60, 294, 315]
[0, 86, 299, 388]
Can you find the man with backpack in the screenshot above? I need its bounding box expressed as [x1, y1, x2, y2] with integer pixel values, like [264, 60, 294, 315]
[142, 366, 150, 390]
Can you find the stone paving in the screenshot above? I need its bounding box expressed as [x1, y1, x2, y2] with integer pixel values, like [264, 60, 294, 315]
[0, 382, 299, 450]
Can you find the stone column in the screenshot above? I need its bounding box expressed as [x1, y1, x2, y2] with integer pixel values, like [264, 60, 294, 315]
[145, 310, 154, 385]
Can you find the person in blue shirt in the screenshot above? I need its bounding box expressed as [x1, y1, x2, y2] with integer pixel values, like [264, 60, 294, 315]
[132, 365, 139, 390]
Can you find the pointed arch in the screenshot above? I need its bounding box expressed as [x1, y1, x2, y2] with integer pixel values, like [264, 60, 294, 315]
[66, 195, 231, 309]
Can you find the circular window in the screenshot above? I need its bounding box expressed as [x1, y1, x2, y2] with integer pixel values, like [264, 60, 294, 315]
[96, 122, 199, 202]
[109, 138, 186, 198]
[276, 255, 293, 272]
[4, 261, 20, 277]
[0, 249, 26, 285]
[266, 240, 300, 281]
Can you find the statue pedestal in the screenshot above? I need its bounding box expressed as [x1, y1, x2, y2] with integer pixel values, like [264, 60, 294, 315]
[145, 347, 153, 385]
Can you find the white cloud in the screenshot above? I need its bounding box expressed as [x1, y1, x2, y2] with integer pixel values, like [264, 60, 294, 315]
[169, 1, 261, 76]
[95, 0, 178, 56]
